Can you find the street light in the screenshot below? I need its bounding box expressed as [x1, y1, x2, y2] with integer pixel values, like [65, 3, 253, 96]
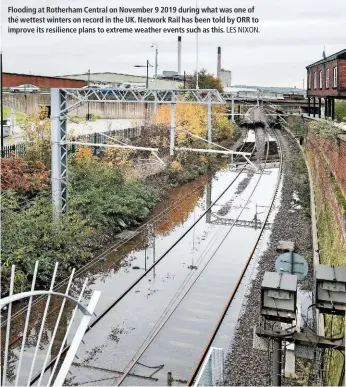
[151, 44, 158, 89]
[134, 60, 153, 88]
[151, 44, 158, 111]
[87, 69, 91, 120]
[195, 0, 199, 89]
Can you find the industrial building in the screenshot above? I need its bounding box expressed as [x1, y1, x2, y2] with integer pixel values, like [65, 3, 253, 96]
[61, 72, 183, 88]
[306, 48, 346, 119]
[3, 72, 183, 90]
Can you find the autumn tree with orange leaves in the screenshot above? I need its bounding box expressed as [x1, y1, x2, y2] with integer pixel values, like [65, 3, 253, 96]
[154, 103, 235, 144]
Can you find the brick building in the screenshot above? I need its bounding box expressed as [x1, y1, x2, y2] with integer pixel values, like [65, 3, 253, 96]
[3, 73, 87, 88]
[306, 48, 346, 119]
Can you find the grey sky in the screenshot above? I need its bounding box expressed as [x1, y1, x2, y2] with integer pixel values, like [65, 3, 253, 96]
[1, 0, 345, 87]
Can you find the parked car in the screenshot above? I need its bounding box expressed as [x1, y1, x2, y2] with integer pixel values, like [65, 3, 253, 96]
[97, 86, 118, 96]
[81, 85, 103, 90]
[8, 84, 40, 93]
[81, 85, 102, 95]
[119, 82, 146, 90]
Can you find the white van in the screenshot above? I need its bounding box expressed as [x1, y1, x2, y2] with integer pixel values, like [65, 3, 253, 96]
[119, 82, 146, 89]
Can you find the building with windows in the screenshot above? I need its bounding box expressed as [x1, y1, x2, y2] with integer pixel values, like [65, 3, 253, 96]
[306, 48, 346, 119]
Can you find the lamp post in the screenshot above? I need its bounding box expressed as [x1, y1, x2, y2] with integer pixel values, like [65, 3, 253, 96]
[134, 61, 153, 122]
[195, 0, 199, 89]
[151, 43, 158, 111]
[134, 60, 153, 88]
[87, 69, 91, 120]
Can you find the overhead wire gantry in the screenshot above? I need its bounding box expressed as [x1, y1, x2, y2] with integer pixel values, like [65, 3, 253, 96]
[51, 88, 253, 219]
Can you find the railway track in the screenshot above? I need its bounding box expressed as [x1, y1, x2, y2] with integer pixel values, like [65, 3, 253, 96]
[3, 126, 282, 387]
[111, 127, 282, 386]
[12, 129, 256, 386]
[187, 126, 283, 385]
[5, 128, 255, 332]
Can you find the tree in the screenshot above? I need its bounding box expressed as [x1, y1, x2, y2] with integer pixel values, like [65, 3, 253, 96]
[184, 69, 223, 92]
[23, 106, 51, 167]
[154, 103, 235, 143]
[335, 100, 346, 122]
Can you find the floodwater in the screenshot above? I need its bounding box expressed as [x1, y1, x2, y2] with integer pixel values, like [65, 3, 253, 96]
[2, 165, 280, 386]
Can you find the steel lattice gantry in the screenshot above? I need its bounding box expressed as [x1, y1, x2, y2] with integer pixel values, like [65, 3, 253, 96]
[51, 88, 226, 219]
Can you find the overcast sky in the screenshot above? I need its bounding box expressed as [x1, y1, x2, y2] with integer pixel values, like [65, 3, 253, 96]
[1, 0, 346, 87]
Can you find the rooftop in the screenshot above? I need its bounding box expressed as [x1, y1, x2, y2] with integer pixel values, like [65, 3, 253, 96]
[61, 72, 157, 80]
[4, 72, 85, 81]
[306, 48, 346, 69]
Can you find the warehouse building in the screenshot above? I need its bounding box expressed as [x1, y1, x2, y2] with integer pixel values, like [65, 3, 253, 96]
[61, 72, 183, 88]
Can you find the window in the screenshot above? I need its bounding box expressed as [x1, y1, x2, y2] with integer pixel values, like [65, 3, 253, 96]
[326, 68, 330, 88]
[319, 70, 323, 89]
[333, 66, 338, 87]
[313, 72, 317, 89]
[308, 72, 311, 89]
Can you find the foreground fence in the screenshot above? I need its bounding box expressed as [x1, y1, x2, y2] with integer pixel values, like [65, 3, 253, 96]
[0, 261, 101, 386]
[1, 126, 142, 158]
[192, 347, 224, 386]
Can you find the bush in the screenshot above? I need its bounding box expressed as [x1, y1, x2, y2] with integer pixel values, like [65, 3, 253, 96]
[1, 157, 159, 293]
[1, 190, 95, 294]
[68, 157, 158, 229]
[22, 108, 51, 167]
[309, 120, 340, 139]
[154, 104, 235, 144]
[291, 153, 310, 214]
[0, 158, 49, 195]
[335, 100, 346, 122]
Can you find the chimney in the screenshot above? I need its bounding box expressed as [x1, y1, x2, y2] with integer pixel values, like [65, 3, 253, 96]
[217, 47, 221, 78]
[178, 36, 182, 75]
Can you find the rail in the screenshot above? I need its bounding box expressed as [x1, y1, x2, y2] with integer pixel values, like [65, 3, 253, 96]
[28, 145, 251, 385]
[116, 126, 277, 385]
[187, 126, 283, 385]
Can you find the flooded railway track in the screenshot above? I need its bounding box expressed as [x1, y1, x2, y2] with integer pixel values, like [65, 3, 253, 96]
[2, 126, 283, 386]
[113, 128, 282, 386]
[187, 127, 283, 385]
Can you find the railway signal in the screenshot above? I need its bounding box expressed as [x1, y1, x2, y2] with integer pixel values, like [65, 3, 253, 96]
[254, 261, 346, 386]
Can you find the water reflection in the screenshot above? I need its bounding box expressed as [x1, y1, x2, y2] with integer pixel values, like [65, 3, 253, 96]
[1, 172, 213, 385]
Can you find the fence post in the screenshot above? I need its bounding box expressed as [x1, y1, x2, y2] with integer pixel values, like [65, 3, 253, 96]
[71, 137, 76, 153]
[93, 132, 97, 155]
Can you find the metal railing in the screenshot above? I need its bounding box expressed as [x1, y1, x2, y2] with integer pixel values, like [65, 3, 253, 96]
[0, 261, 101, 387]
[0, 126, 142, 158]
[192, 347, 224, 386]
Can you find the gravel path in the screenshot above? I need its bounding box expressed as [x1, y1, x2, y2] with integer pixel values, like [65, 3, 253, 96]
[223, 129, 314, 386]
